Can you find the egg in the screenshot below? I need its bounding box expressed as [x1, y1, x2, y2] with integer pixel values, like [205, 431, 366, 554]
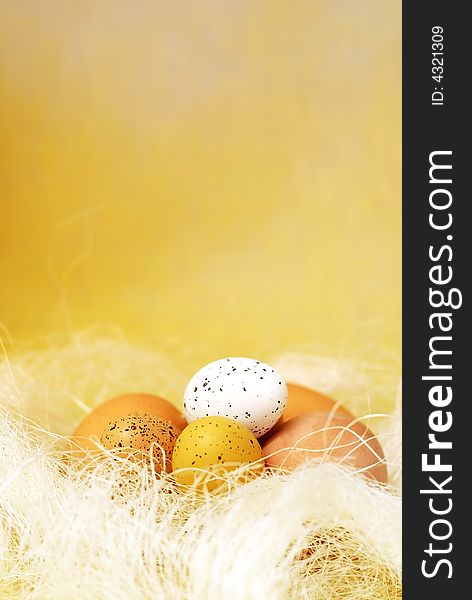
[268, 383, 353, 435]
[183, 357, 288, 437]
[172, 416, 263, 492]
[71, 393, 187, 453]
[262, 412, 387, 483]
[101, 413, 180, 474]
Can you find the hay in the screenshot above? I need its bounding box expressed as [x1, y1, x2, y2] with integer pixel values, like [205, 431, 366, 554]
[0, 333, 401, 599]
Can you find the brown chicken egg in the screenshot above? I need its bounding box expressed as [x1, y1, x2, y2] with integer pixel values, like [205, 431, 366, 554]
[101, 413, 180, 474]
[71, 393, 187, 454]
[283, 383, 352, 422]
[265, 383, 353, 437]
[262, 411, 387, 483]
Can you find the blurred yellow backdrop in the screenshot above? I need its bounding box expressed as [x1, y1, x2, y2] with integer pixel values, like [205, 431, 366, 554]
[0, 1, 400, 372]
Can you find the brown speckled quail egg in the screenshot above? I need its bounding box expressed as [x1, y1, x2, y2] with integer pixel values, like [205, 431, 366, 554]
[172, 416, 263, 491]
[100, 412, 181, 474]
[183, 357, 288, 437]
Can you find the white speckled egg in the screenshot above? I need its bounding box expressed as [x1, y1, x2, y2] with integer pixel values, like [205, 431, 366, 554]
[183, 357, 288, 437]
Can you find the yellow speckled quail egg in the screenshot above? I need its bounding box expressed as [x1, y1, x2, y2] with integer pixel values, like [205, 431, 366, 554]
[172, 416, 263, 492]
[100, 412, 181, 474]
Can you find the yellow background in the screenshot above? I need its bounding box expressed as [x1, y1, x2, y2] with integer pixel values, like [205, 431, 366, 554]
[0, 1, 401, 372]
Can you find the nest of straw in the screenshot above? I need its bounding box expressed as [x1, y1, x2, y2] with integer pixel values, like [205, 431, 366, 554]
[0, 332, 401, 599]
